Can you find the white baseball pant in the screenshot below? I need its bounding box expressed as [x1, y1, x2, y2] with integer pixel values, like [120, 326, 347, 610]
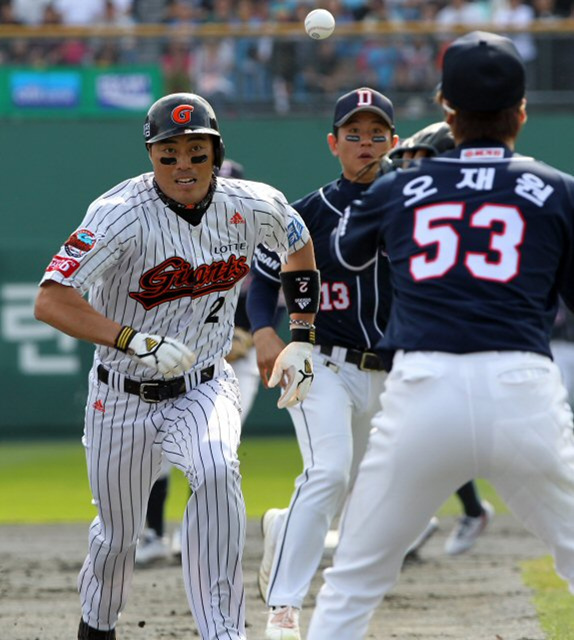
[308, 350, 574, 640]
[78, 359, 246, 640]
[266, 347, 386, 608]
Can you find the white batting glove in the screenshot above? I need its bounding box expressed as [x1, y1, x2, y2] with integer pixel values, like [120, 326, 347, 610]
[126, 332, 196, 378]
[268, 342, 314, 409]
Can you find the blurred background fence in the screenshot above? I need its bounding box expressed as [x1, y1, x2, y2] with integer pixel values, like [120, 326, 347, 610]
[1, 1, 574, 438]
[1, 4, 574, 118]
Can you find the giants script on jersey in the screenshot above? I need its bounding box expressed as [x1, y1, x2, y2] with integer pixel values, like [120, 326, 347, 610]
[129, 255, 249, 310]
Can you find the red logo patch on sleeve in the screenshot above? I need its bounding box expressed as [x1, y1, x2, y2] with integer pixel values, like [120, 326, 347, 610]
[64, 228, 97, 257]
[46, 255, 80, 278]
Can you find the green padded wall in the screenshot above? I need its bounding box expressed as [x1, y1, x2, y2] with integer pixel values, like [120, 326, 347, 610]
[1, 114, 572, 438]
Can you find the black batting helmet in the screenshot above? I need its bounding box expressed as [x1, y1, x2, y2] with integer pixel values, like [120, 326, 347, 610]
[143, 93, 225, 168]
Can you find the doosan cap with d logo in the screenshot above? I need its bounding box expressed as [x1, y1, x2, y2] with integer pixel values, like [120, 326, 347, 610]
[333, 87, 395, 132]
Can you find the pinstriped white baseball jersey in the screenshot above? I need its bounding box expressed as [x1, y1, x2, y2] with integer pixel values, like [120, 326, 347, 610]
[41, 172, 309, 377]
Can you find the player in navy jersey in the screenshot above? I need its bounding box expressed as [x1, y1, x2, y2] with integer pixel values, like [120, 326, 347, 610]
[248, 88, 490, 640]
[307, 32, 574, 639]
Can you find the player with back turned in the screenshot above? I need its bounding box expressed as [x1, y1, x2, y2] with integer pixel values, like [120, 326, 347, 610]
[308, 32, 574, 639]
[34, 92, 319, 640]
[248, 88, 492, 640]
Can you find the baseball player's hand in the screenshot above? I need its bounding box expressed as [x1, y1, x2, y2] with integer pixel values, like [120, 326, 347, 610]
[389, 121, 454, 168]
[127, 332, 196, 378]
[268, 342, 314, 409]
[253, 327, 286, 388]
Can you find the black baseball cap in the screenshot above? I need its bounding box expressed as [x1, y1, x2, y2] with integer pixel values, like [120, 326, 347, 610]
[442, 31, 525, 112]
[333, 87, 395, 130]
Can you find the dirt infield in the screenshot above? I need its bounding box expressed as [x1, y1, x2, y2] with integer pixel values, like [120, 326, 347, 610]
[1, 514, 547, 640]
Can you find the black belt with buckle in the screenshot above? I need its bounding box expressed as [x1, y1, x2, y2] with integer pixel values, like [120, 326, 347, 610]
[319, 345, 385, 371]
[97, 364, 215, 403]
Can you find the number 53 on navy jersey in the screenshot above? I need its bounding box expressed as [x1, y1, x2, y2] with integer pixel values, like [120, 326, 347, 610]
[332, 143, 574, 357]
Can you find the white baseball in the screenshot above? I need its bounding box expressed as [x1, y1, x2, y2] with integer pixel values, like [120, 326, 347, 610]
[304, 9, 336, 40]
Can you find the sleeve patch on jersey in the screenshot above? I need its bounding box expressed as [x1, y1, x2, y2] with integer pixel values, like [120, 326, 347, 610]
[287, 218, 304, 247]
[64, 228, 97, 258]
[46, 255, 81, 278]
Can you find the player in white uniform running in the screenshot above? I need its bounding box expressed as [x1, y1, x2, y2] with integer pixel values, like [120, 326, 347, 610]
[135, 159, 284, 565]
[34, 92, 319, 640]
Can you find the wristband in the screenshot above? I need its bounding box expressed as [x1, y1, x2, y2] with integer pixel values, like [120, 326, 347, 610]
[115, 325, 137, 352]
[280, 270, 320, 315]
[290, 322, 316, 344]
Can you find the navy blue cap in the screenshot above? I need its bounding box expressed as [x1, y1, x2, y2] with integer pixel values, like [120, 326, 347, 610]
[333, 87, 394, 129]
[442, 31, 525, 112]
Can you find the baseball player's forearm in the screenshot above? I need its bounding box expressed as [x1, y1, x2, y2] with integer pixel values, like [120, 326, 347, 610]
[246, 271, 281, 333]
[281, 239, 317, 324]
[35, 281, 122, 348]
[282, 238, 316, 273]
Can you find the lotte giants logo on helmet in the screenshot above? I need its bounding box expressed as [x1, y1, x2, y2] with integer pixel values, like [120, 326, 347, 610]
[171, 104, 195, 125]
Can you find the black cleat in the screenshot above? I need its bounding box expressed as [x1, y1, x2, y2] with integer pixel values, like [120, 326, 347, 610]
[78, 618, 116, 639]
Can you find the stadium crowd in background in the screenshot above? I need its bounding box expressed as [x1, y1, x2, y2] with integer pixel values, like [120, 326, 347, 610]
[1, 0, 574, 115]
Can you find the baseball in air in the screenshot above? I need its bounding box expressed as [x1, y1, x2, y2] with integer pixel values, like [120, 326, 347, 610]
[304, 9, 336, 40]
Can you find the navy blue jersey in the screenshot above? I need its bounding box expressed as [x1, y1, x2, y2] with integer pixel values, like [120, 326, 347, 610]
[332, 140, 574, 357]
[248, 176, 392, 351]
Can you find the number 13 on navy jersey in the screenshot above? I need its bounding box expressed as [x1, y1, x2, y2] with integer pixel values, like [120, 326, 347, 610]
[332, 147, 574, 357]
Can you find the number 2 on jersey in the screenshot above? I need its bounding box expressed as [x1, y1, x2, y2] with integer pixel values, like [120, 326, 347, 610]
[410, 203, 525, 283]
[205, 297, 224, 323]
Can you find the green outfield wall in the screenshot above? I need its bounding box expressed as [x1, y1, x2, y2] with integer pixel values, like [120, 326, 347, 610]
[1, 114, 573, 439]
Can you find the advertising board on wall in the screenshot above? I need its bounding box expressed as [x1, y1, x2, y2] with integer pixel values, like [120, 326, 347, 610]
[0, 66, 161, 116]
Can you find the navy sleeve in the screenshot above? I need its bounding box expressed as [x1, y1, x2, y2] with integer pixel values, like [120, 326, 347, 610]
[557, 172, 574, 313]
[247, 267, 281, 332]
[331, 180, 389, 271]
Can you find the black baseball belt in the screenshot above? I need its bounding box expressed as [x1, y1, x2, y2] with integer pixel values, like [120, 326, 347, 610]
[319, 345, 385, 372]
[97, 364, 215, 403]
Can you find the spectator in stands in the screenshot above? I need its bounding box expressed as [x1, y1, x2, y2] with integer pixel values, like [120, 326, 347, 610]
[341, 0, 371, 20]
[163, 0, 200, 24]
[435, 0, 487, 26]
[207, 0, 237, 23]
[30, 2, 67, 66]
[52, 0, 107, 25]
[98, 0, 135, 25]
[356, 37, 400, 91]
[533, 0, 558, 19]
[193, 37, 235, 110]
[387, 0, 426, 21]
[11, 0, 52, 25]
[268, 6, 300, 113]
[161, 36, 194, 93]
[132, 0, 168, 23]
[493, 0, 537, 81]
[0, 1, 22, 25]
[395, 35, 437, 91]
[232, 0, 273, 105]
[300, 39, 352, 98]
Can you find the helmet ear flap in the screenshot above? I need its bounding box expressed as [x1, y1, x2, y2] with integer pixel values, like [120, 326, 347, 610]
[214, 138, 225, 169]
